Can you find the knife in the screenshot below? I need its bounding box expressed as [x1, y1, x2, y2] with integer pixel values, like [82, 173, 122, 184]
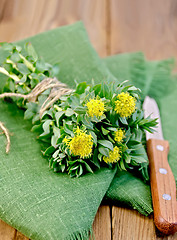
[143, 96, 177, 235]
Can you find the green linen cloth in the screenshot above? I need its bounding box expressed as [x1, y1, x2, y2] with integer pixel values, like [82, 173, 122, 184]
[0, 22, 176, 240]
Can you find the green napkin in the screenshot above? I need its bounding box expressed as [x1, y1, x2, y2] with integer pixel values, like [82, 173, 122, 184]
[0, 22, 176, 240]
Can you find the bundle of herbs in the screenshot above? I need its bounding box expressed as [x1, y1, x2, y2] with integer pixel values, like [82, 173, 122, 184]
[0, 43, 157, 178]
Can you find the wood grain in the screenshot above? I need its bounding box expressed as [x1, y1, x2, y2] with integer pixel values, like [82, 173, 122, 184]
[0, 219, 16, 240]
[112, 207, 177, 240]
[92, 205, 111, 240]
[110, 0, 177, 60]
[147, 139, 177, 235]
[0, 0, 107, 57]
[14, 231, 29, 240]
[112, 207, 156, 240]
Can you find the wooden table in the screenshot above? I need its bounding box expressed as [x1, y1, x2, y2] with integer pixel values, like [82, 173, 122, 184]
[0, 1, 177, 239]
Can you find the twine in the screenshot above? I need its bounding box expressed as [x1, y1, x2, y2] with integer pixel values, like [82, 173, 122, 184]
[0, 77, 73, 153]
[0, 122, 10, 154]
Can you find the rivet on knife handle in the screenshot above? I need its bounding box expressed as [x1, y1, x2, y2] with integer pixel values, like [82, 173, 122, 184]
[147, 138, 177, 235]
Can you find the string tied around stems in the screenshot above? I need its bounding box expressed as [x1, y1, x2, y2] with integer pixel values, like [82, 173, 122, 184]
[0, 77, 73, 153]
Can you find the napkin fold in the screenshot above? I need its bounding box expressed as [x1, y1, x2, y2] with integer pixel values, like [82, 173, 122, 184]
[0, 22, 176, 240]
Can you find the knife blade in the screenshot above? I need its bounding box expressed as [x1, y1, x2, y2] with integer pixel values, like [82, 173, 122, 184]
[143, 96, 177, 235]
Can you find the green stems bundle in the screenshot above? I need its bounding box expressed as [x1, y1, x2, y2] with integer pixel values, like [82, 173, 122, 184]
[0, 42, 157, 178]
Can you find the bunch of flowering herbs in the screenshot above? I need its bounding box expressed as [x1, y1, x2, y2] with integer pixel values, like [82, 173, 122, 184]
[0, 43, 157, 178]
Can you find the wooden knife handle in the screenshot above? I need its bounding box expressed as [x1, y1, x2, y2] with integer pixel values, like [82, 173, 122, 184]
[146, 138, 177, 235]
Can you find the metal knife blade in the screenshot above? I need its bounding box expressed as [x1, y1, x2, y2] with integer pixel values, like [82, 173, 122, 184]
[143, 96, 177, 235]
[143, 96, 163, 140]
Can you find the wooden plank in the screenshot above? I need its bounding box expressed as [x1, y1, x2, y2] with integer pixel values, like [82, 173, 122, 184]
[112, 207, 155, 240]
[0, 219, 16, 240]
[0, 0, 107, 57]
[14, 231, 29, 240]
[112, 207, 177, 240]
[110, 0, 177, 60]
[92, 205, 111, 240]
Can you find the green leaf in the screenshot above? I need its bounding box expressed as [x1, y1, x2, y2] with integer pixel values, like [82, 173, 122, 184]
[20, 75, 27, 83]
[139, 163, 149, 181]
[132, 111, 138, 122]
[128, 140, 141, 146]
[55, 111, 64, 127]
[60, 164, 66, 173]
[82, 115, 93, 129]
[101, 126, 110, 135]
[74, 106, 87, 114]
[17, 63, 31, 75]
[51, 135, 58, 147]
[53, 125, 60, 137]
[88, 131, 97, 145]
[107, 127, 117, 132]
[128, 86, 139, 91]
[78, 165, 83, 177]
[42, 120, 52, 134]
[36, 60, 47, 72]
[59, 153, 65, 159]
[57, 133, 66, 144]
[63, 124, 73, 136]
[92, 149, 100, 168]
[119, 117, 128, 125]
[52, 149, 59, 158]
[75, 82, 87, 94]
[131, 156, 147, 163]
[26, 43, 38, 61]
[98, 153, 102, 161]
[119, 159, 127, 171]
[124, 153, 131, 164]
[10, 52, 21, 62]
[31, 123, 42, 132]
[98, 147, 109, 157]
[69, 95, 80, 108]
[108, 135, 115, 144]
[43, 146, 55, 156]
[100, 82, 110, 99]
[30, 78, 39, 88]
[65, 108, 74, 117]
[93, 84, 101, 95]
[69, 165, 79, 171]
[83, 161, 93, 173]
[98, 140, 113, 151]
[51, 63, 60, 76]
[24, 109, 35, 120]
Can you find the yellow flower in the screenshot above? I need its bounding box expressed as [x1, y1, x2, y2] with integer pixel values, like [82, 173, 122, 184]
[114, 129, 125, 142]
[63, 127, 93, 158]
[114, 92, 136, 118]
[63, 136, 70, 146]
[103, 146, 121, 164]
[86, 98, 105, 118]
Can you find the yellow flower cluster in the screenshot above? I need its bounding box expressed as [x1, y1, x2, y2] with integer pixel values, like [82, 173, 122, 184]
[114, 92, 136, 118]
[63, 127, 93, 158]
[87, 98, 105, 118]
[103, 146, 121, 164]
[114, 129, 125, 142]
